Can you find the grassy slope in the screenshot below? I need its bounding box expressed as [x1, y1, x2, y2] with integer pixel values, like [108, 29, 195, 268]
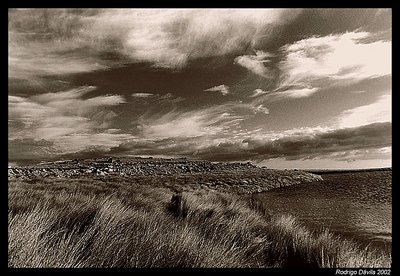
[8, 178, 391, 268]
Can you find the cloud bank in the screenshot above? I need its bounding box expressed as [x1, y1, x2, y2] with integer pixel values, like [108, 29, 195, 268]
[58, 122, 391, 164]
[9, 8, 301, 83]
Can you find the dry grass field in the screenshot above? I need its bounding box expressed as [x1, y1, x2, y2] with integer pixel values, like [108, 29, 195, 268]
[8, 175, 391, 268]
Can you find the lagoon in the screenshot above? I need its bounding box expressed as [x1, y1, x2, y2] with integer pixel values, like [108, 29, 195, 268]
[253, 170, 392, 254]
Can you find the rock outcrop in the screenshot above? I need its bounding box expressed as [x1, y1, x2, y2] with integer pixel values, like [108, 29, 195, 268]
[8, 157, 323, 194]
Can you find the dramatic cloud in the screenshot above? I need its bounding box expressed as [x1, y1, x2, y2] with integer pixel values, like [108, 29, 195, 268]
[191, 122, 392, 162]
[248, 31, 391, 101]
[75, 123, 392, 165]
[65, 122, 391, 165]
[88, 9, 300, 68]
[8, 9, 392, 168]
[204, 85, 230, 96]
[8, 8, 301, 83]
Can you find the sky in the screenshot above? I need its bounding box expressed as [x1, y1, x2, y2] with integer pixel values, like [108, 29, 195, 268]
[8, 8, 392, 169]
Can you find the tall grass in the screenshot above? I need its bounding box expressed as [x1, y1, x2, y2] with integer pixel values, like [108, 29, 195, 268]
[8, 179, 391, 268]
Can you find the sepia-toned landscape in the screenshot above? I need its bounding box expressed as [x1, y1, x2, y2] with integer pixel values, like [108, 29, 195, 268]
[8, 8, 392, 268]
[8, 158, 391, 267]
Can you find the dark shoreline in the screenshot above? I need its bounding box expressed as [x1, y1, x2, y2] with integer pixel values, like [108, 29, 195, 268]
[305, 167, 391, 175]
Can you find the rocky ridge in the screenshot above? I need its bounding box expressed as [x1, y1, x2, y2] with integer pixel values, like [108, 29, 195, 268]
[8, 157, 323, 194]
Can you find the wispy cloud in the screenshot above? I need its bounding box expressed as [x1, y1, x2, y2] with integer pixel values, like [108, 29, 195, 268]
[247, 31, 391, 101]
[335, 94, 391, 128]
[251, 89, 270, 97]
[131, 93, 155, 98]
[95, 9, 299, 68]
[269, 87, 319, 100]
[204, 84, 230, 96]
[252, 104, 269, 114]
[234, 50, 274, 77]
[30, 86, 126, 116]
[8, 8, 301, 84]
[275, 31, 391, 94]
[8, 43, 108, 80]
[8, 86, 132, 156]
[137, 103, 248, 139]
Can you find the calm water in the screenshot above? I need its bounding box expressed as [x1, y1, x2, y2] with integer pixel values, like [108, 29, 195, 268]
[252, 170, 392, 253]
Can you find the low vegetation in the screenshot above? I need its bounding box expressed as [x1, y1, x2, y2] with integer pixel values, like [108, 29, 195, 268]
[8, 178, 391, 268]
